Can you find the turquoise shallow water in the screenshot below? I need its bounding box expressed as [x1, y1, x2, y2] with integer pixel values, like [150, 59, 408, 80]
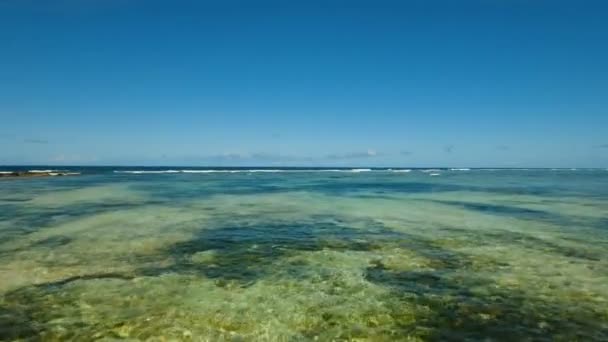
[1, 167, 607, 341]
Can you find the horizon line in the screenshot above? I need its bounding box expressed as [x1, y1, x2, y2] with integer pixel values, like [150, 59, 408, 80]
[1, 164, 606, 170]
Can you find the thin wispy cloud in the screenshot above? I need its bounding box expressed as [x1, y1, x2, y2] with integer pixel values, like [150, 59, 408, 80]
[594, 144, 608, 149]
[325, 149, 380, 160]
[24, 138, 49, 144]
[400, 150, 412, 156]
[51, 154, 99, 163]
[209, 153, 250, 160]
[207, 152, 303, 162]
[0, 134, 15, 140]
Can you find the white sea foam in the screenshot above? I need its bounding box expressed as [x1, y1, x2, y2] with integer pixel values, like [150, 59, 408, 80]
[114, 170, 179, 174]
[304, 169, 371, 172]
[391, 169, 411, 173]
[116, 169, 287, 174]
[113, 168, 383, 174]
[28, 169, 58, 173]
[1, 170, 79, 176]
[450, 168, 470, 171]
[429, 173, 441, 176]
[180, 170, 223, 173]
[421, 169, 441, 173]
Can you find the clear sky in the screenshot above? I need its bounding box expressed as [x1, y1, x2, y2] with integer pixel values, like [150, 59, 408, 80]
[1, 0, 607, 167]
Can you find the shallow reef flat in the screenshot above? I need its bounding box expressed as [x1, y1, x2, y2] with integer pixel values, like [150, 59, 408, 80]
[0, 170, 607, 340]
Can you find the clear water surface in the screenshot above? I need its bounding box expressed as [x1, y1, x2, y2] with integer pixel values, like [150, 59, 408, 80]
[1, 167, 607, 340]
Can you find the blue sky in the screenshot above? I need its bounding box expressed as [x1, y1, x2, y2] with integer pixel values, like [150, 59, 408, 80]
[1, 0, 607, 167]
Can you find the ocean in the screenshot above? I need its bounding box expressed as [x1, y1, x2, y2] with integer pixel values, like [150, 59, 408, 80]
[1, 167, 607, 340]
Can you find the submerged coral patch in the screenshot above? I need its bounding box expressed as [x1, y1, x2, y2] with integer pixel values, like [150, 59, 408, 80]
[1, 170, 607, 340]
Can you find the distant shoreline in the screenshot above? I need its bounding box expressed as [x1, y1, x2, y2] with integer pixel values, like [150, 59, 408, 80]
[0, 170, 80, 179]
